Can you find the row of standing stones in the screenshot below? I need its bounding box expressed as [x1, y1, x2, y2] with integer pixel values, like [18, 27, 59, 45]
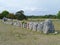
[2, 17, 58, 34]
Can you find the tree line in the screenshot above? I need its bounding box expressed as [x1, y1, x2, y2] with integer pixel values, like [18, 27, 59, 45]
[0, 10, 60, 20]
[27, 15, 57, 19]
[27, 11, 60, 19]
[0, 10, 27, 20]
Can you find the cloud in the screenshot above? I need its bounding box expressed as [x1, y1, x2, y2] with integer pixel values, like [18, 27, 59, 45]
[0, 0, 60, 15]
[23, 7, 47, 12]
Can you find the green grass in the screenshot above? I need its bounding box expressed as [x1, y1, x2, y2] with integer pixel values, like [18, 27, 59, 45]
[0, 19, 60, 45]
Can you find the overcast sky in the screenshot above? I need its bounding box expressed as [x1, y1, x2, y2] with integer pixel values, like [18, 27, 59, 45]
[0, 0, 60, 15]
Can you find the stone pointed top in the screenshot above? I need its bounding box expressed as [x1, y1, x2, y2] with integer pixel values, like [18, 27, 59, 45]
[43, 19, 55, 34]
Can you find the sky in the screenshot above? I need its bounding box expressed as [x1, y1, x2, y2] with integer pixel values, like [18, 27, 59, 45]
[0, 0, 60, 16]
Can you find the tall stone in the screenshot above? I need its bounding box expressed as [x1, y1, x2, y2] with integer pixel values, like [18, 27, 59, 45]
[28, 22, 33, 30]
[27, 22, 29, 29]
[13, 21, 20, 26]
[19, 21, 22, 28]
[37, 22, 44, 32]
[2, 17, 8, 22]
[43, 19, 55, 34]
[32, 22, 38, 31]
[23, 23, 27, 28]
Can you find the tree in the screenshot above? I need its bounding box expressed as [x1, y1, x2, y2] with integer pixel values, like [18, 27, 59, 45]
[6, 13, 16, 19]
[0, 14, 3, 19]
[15, 10, 27, 20]
[57, 11, 60, 19]
[1, 10, 9, 17]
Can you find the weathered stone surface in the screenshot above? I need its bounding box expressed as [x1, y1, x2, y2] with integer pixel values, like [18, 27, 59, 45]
[32, 22, 38, 31]
[43, 19, 55, 34]
[13, 21, 20, 26]
[37, 22, 44, 32]
[2, 17, 8, 22]
[27, 22, 29, 29]
[3, 22, 12, 25]
[23, 23, 27, 28]
[19, 22, 22, 28]
[28, 22, 33, 30]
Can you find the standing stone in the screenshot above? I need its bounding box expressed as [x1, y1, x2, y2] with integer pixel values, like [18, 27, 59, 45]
[16, 21, 20, 26]
[13, 21, 20, 26]
[22, 23, 25, 28]
[27, 22, 29, 29]
[19, 22, 22, 28]
[21, 21, 25, 28]
[24, 23, 27, 28]
[43, 19, 55, 34]
[32, 22, 38, 31]
[22, 23, 27, 28]
[22, 23, 24, 28]
[2, 17, 7, 22]
[13, 22, 17, 26]
[28, 22, 33, 30]
[37, 22, 44, 32]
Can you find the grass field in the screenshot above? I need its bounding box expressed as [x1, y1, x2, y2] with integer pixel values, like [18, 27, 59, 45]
[0, 19, 60, 45]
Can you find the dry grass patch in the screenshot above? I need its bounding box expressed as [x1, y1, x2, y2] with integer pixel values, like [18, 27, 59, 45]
[0, 20, 60, 45]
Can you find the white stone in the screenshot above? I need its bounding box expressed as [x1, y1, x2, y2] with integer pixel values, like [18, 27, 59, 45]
[13, 21, 20, 26]
[22, 23, 27, 28]
[27, 22, 29, 29]
[28, 22, 33, 30]
[32, 22, 38, 31]
[53, 32, 58, 35]
[37, 22, 44, 32]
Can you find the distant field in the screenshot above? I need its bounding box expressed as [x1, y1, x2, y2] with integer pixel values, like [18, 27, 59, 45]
[28, 18, 59, 21]
[0, 19, 60, 45]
